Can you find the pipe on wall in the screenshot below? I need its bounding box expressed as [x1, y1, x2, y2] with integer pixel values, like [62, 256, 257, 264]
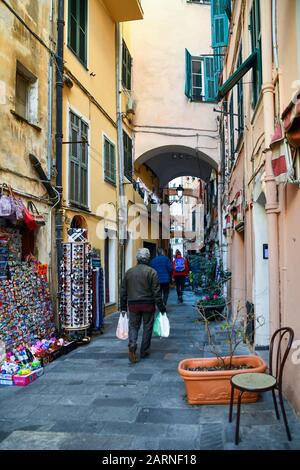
[55, 0, 65, 319]
[116, 22, 126, 307]
[260, 0, 281, 334]
[272, 0, 279, 70]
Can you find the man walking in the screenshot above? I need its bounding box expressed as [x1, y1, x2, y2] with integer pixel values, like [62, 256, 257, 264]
[121, 248, 166, 363]
[150, 248, 172, 306]
[172, 249, 189, 303]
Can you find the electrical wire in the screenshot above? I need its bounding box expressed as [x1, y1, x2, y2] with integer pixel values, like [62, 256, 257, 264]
[134, 124, 218, 133]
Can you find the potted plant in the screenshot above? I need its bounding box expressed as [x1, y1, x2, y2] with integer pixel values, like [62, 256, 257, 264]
[197, 293, 226, 320]
[178, 303, 267, 405]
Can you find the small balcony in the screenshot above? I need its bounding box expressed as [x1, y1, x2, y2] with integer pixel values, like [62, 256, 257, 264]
[103, 0, 143, 22]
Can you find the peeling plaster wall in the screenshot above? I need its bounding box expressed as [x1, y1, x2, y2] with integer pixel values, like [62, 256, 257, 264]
[0, 0, 55, 265]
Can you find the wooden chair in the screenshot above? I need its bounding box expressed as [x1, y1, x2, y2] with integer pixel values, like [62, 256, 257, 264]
[229, 327, 294, 445]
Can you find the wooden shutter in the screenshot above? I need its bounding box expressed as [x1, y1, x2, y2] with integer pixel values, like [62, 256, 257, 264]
[69, 112, 80, 204]
[123, 131, 133, 181]
[204, 56, 216, 102]
[211, 0, 229, 48]
[69, 111, 89, 207]
[68, 0, 87, 65]
[104, 138, 116, 185]
[185, 49, 192, 99]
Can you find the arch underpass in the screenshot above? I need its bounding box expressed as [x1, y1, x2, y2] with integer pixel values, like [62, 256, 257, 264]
[135, 145, 218, 187]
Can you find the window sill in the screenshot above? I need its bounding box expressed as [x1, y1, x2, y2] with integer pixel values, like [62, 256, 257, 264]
[10, 110, 42, 132]
[104, 178, 117, 188]
[68, 203, 91, 214]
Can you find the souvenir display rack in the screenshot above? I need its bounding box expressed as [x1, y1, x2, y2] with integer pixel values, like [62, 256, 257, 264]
[60, 242, 93, 331]
[0, 261, 55, 351]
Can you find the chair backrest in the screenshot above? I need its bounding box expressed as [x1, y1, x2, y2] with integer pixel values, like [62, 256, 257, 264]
[269, 327, 294, 387]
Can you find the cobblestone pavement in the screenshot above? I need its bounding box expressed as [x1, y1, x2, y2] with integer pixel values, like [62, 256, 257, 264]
[0, 289, 300, 450]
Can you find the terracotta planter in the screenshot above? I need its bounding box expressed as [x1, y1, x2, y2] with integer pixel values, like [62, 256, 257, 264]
[178, 355, 267, 405]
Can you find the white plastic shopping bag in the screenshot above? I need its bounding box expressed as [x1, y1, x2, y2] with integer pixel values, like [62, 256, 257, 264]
[153, 312, 170, 338]
[116, 312, 129, 340]
[160, 313, 170, 338]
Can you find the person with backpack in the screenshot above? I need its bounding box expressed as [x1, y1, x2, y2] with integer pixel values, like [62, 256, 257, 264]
[150, 248, 173, 305]
[172, 249, 189, 303]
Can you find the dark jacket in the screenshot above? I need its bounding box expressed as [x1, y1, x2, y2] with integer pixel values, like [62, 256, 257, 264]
[121, 263, 166, 313]
[150, 255, 172, 284]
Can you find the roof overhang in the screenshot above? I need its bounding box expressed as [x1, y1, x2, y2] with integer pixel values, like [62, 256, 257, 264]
[102, 0, 143, 22]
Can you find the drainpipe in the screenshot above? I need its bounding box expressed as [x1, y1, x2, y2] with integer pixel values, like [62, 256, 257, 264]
[261, 0, 280, 334]
[272, 0, 279, 70]
[116, 22, 126, 308]
[55, 0, 64, 309]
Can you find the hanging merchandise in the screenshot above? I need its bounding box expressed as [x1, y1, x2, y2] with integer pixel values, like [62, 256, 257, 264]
[0, 261, 55, 351]
[26, 201, 46, 227]
[59, 242, 93, 331]
[0, 184, 25, 223]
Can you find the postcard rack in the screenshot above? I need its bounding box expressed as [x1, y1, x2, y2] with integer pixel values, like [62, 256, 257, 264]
[59, 242, 93, 331]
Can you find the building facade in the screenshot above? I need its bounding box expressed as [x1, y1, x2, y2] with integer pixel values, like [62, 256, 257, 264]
[218, 0, 300, 414]
[130, 0, 220, 218]
[61, 0, 144, 314]
[0, 0, 57, 291]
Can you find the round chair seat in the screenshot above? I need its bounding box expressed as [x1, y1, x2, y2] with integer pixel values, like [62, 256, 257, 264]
[231, 372, 276, 391]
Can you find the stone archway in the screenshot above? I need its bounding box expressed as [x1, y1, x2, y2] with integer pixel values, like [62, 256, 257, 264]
[135, 145, 218, 186]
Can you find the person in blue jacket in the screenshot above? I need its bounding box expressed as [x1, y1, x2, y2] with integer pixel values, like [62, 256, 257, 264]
[150, 248, 173, 306]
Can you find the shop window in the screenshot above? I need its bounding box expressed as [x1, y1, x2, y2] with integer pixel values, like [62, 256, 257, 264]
[68, 0, 88, 66]
[69, 111, 89, 209]
[123, 131, 133, 181]
[122, 40, 132, 91]
[15, 62, 38, 124]
[104, 136, 116, 186]
[249, 0, 262, 108]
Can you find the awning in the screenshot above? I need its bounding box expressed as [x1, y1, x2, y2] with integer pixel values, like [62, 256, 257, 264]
[270, 123, 295, 183]
[217, 49, 258, 101]
[282, 92, 300, 148]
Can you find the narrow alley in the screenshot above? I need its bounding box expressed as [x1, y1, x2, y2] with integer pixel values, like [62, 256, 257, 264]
[1, 289, 300, 451]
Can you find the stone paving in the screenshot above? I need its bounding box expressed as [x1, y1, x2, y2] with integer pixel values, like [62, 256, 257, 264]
[0, 289, 300, 450]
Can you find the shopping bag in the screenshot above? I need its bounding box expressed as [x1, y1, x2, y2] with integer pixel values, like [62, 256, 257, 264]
[160, 313, 170, 338]
[153, 312, 170, 338]
[23, 207, 38, 230]
[0, 184, 13, 218]
[116, 312, 129, 340]
[27, 201, 46, 227]
[153, 312, 162, 337]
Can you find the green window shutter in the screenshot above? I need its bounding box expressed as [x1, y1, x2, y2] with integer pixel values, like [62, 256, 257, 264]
[123, 131, 133, 181]
[223, 0, 231, 19]
[211, 0, 229, 48]
[122, 41, 132, 91]
[237, 47, 244, 136]
[250, 0, 262, 108]
[204, 56, 216, 102]
[229, 95, 235, 166]
[68, 0, 87, 66]
[104, 137, 116, 185]
[69, 111, 89, 207]
[213, 47, 224, 98]
[185, 49, 192, 99]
